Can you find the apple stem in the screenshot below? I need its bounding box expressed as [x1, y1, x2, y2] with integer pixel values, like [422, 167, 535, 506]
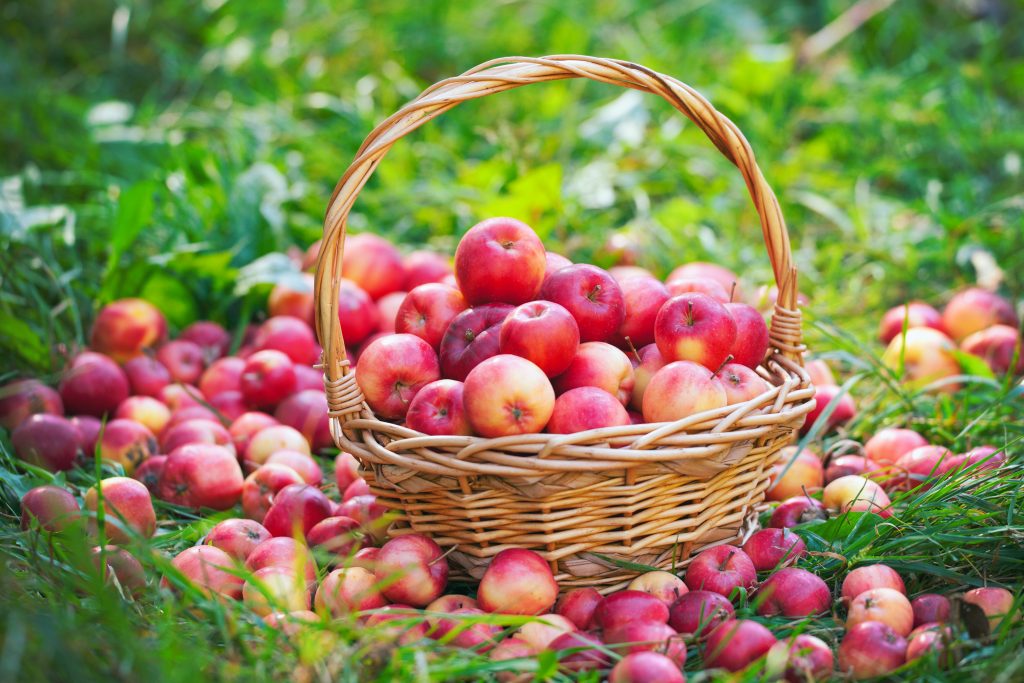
[729, 281, 737, 303]
[624, 336, 641, 364]
[686, 300, 694, 326]
[711, 355, 734, 378]
[432, 544, 459, 565]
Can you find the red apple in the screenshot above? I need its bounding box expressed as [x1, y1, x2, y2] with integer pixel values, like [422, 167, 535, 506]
[337, 277, 381, 346]
[90, 545, 146, 594]
[269, 273, 314, 324]
[824, 475, 893, 517]
[962, 587, 1019, 631]
[158, 383, 202, 412]
[405, 379, 472, 436]
[499, 300, 580, 377]
[627, 571, 689, 606]
[742, 528, 806, 571]
[824, 455, 874, 484]
[864, 427, 929, 466]
[343, 477, 370, 501]
[0, 379, 63, 430]
[941, 287, 1018, 342]
[315, 566, 387, 616]
[363, 604, 430, 646]
[70, 415, 102, 457]
[540, 264, 626, 342]
[595, 590, 670, 631]
[805, 359, 836, 387]
[655, 294, 737, 370]
[889, 445, 953, 491]
[477, 548, 558, 615]
[90, 298, 167, 362]
[683, 546, 756, 598]
[165, 545, 243, 601]
[555, 341, 635, 406]
[21, 485, 80, 533]
[756, 567, 830, 617]
[274, 389, 331, 452]
[396, 283, 468, 350]
[642, 361, 726, 423]
[463, 355, 554, 436]
[609, 265, 654, 283]
[766, 447, 824, 502]
[165, 405, 220, 430]
[490, 637, 537, 682]
[612, 277, 670, 350]
[206, 518, 272, 561]
[724, 303, 769, 369]
[666, 277, 729, 303]
[548, 632, 612, 672]
[543, 251, 573, 279]
[156, 340, 206, 385]
[208, 391, 247, 421]
[161, 419, 234, 457]
[905, 623, 954, 664]
[846, 587, 914, 636]
[266, 450, 322, 486]
[374, 534, 448, 607]
[667, 263, 739, 299]
[438, 303, 514, 381]
[801, 384, 857, 435]
[98, 418, 158, 474]
[626, 344, 666, 413]
[879, 301, 945, 344]
[515, 614, 577, 651]
[116, 396, 171, 436]
[704, 619, 777, 673]
[84, 476, 156, 544]
[403, 250, 452, 290]
[841, 564, 906, 603]
[546, 386, 630, 434]
[133, 454, 166, 493]
[374, 291, 406, 334]
[962, 324, 1024, 375]
[246, 536, 318, 586]
[336, 495, 387, 541]
[157, 444, 244, 510]
[837, 621, 906, 679]
[768, 496, 828, 528]
[229, 413, 281, 461]
[240, 350, 297, 408]
[12, 414, 80, 471]
[425, 594, 479, 638]
[246, 425, 310, 466]
[342, 233, 405, 300]
[718, 362, 770, 405]
[666, 589, 734, 637]
[307, 515, 362, 562]
[912, 593, 951, 628]
[180, 321, 231, 362]
[59, 352, 130, 416]
[243, 566, 311, 616]
[454, 217, 546, 305]
[355, 334, 440, 420]
[335, 452, 360, 492]
[609, 652, 684, 683]
[432, 607, 502, 651]
[302, 239, 321, 270]
[772, 634, 833, 683]
[882, 327, 961, 392]
[254, 316, 319, 366]
[262, 483, 333, 539]
[555, 587, 603, 631]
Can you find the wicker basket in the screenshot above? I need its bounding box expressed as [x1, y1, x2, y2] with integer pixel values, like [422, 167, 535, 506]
[313, 55, 815, 592]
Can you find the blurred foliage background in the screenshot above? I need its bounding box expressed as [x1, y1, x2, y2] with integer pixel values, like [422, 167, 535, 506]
[1, 0, 1022, 375]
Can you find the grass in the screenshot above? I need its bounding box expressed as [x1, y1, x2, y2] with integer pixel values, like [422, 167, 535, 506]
[1, 0, 1022, 680]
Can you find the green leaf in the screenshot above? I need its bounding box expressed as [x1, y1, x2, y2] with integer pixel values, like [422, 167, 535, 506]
[101, 182, 156, 299]
[0, 311, 49, 367]
[139, 273, 196, 329]
[951, 349, 996, 380]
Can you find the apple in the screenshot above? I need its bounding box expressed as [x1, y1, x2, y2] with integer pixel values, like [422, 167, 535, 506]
[115, 396, 171, 436]
[805, 359, 836, 387]
[962, 587, 1019, 631]
[364, 604, 431, 646]
[97, 419, 158, 474]
[477, 548, 558, 616]
[628, 344, 667, 413]
[89, 298, 167, 362]
[608, 265, 654, 283]
[403, 250, 453, 290]
[274, 389, 331, 452]
[704, 619, 777, 673]
[667, 589, 734, 637]
[825, 455, 874, 484]
[879, 301, 945, 344]
[723, 303, 769, 369]
[374, 534, 448, 607]
[912, 593, 951, 628]
[432, 607, 502, 651]
[499, 301, 580, 377]
[766, 447, 824, 502]
[837, 621, 906, 679]
[627, 571, 689, 606]
[666, 277, 730, 302]
[253, 316, 319, 366]
[768, 496, 828, 528]
[265, 450, 322, 486]
[741, 528, 807, 571]
[595, 590, 670, 631]
[180, 321, 232, 362]
[335, 452, 360, 492]
[342, 233, 405, 300]
[962, 324, 1024, 375]
[771, 634, 833, 683]
[70, 415, 103, 458]
[307, 515, 362, 562]
[941, 287, 1018, 342]
[396, 283, 468, 350]
[555, 341, 635, 406]
[718, 362, 770, 405]
[546, 387, 630, 434]
[337, 278, 381, 346]
[240, 350, 297, 408]
[230, 413, 282, 461]
[90, 545, 147, 595]
[425, 594, 479, 637]
[161, 419, 234, 457]
[608, 276, 669, 350]
[905, 623, 954, 664]
[165, 405, 220, 430]
[59, 352, 130, 416]
[158, 383, 203, 412]
[540, 264, 626, 342]
[655, 293, 737, 370]
[245, 537, 318, 586]
[21, 485, 80, 533]
[603, 621, 687, 667]
[555, 587, 603, 630]
[12, 414, 80, 471]
[157, 444, 244, 510]
[405, 379, 471, 436]
[548, 632, 612, 672]
[314, 566, 387, 616]
[683, 545, 756, 598]
[955, 445, 1007, 473]
[643, 361, 727, 423]
[262, 483, 333, 539]
[841, 564, 906, 602]
[756, 568, 831, 617]
[864, 427, 929, 466]
[336, 495, 387, 541]
[543, 251, 573, 279]
[489, 637, 537, 683]
[822, 475, 892, 517]
[246, 425, 310, 466]
[881, 327, 961, 392]
[609, 652, 684, 683]
[667, 263, 740, 298]
[207, 391, 247, 421]
[206, 518, 272, 561]
[374, 291, 406, 334]
[133, 455, 166, 493]
[801, 384, 857, 435]
[438, 304, 514, 381]
[846, 587, 914, 636]
[463, 355, 555, 437]
[355, 333, 440, 420]
[455, 217, 546, 305]
[515, 614, 577, 651]
[164, 545, 243, 600]
[0, 379, 63, 430]
[343, 478, 371, 501]
[269, 273, 315, 324]
[84, 477, 156, 544]
[889, 445, 953, 491]
[156, 340, 206, 385]
[243, 566, 311, 616]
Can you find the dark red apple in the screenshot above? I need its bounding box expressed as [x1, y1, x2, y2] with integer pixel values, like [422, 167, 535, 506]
[0, 379, 63, 430]
[21, 485, 80, 532]
[613, 276, 670, 348]
[683, 545, 756, 598]
[555, 587, 603, 631]
[438, 303, 514, 381]
[594, 590, 669, 631]
[157, 444, 244, 510]
[59, 352, 130, 417]
[756, 568, 831, 617]
[254, 316, 319, 365]
[122, 356, 172, 397]
[741, 528, 807, 571]
[12, 414, 80, 471]
[704, 619, 777, 673]
[768, 496, 828, 528]
[405, 379, 472, 436]
[337, 278, 381, 346]
[667, 589, 734, 637]
[240, 350, 297, 408]
[724, 303, 769, 369]
[539, 264, 625, 342]
[837, 621, 906, 679]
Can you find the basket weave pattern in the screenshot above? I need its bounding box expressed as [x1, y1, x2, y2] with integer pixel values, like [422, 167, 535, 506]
[314, 55, 815, 590]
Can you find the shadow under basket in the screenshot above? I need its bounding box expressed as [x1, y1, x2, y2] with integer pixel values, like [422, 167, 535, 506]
[313, 55, 817, 592]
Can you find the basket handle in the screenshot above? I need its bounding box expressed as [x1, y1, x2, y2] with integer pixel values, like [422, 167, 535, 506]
[315, 55, 805, 410]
